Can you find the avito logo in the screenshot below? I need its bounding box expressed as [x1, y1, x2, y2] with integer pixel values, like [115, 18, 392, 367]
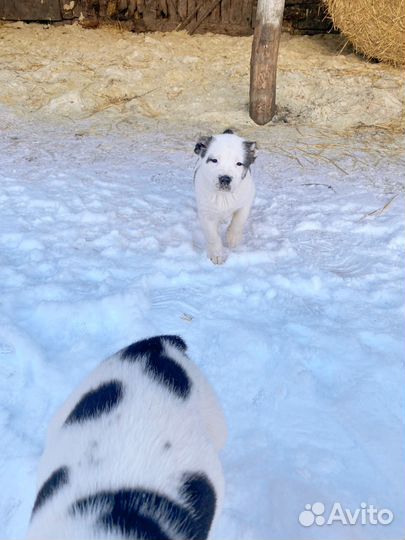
[298, 502, 394, 527]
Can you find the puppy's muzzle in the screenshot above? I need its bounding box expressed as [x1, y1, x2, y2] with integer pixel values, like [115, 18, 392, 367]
[218, 175, 232, 191]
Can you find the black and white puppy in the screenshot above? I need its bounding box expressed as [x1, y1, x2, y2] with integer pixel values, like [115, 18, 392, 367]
[26, 335, 227, 540]
[194, 129, 258, 265]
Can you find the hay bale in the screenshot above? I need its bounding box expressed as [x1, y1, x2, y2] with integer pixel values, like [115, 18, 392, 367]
[324, 0, 405, 65]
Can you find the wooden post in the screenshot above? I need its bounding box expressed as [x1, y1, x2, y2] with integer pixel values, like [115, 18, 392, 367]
[249, 0, 285, 125]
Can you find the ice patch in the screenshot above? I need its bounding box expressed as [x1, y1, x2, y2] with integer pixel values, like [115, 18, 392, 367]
[295, 220, 323, 231]
[19, 238, 44, 251]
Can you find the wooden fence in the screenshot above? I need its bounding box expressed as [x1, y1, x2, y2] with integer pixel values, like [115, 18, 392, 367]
[0, 0, 332, 35]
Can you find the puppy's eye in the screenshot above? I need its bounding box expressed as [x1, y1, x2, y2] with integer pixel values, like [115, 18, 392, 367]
[207, 158, 218, 164]
[236, 162, 244, 167]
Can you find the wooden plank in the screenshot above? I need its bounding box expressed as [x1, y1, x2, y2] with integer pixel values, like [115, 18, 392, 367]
[178, 0, 187, 19]
[176, 0, 201, 30]
[142, 0, 158, 25]
[166, 0, 179, 20]
[251, 0, 258, 28]
[250, 0, 285, 124]
[158, 0, 168, 17]
[99, 0, 108, 17]
[242, 0, 252, 26]
[221, 0, 231, 24]
[230, 0, 243, 24]
[210, 0, 220, 22]
[75, 0, 330, 35]
[0, 0, 62, 20]
[187, 0, 222, 34]
[188, 0, 198, 23]
[127, 0, 136, 17]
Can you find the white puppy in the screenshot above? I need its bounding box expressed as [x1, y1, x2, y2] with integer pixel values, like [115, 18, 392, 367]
[194, 129, 258, 264]
[26, 335, 227, 540]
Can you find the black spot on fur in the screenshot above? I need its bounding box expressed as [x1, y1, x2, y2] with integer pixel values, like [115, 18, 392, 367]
[194, 136, 212, 158]
[180, 473, 217, 539]
[70, 485, 215, 540]
[223, 129, 234, 134]
[163, 441, 172, 451]
[64, 380, 123, 425]
[123, 335, 187, 356]
[32, 466, 69, 515]
[243, 140, 258, 168]
[121, 336, 191, 399]
[147, 351, 190, 398]
[70, 491, 169, 539]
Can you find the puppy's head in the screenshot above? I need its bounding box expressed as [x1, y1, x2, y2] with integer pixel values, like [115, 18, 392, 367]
[194, 130, 258, 192]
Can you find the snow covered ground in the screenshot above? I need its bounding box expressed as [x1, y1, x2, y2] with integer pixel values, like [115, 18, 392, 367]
[1, 103, 404, 539]
[0, 21, 404, 538]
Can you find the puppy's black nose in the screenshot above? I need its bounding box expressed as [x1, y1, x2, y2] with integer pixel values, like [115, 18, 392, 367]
[218, 175, 232, 185]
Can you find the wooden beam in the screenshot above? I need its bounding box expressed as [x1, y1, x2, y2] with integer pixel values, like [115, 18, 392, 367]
[176, 0, 221, 33]
[188, 0, 222, 33]
[0, 0, 62, 20]
[249, 0, 285, 124]
[176, 0, 201, 30]
[166, 0, 179, 19]
[177, 0, 187, 19]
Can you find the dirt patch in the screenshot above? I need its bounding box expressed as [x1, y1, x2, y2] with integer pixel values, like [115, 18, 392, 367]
[0, 22, 404, 133]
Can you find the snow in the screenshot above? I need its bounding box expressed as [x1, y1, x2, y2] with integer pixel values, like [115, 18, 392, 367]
[0, 23, 404, 540]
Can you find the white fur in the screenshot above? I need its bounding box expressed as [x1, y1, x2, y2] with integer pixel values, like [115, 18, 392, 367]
[26, 338, 227, 539]
[194, 133, 256, 264]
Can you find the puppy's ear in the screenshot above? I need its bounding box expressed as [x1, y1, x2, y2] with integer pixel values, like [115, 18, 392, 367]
[244, 141, 258, 166]
[194, 136, 212, 157]
[223, 129, 234, 134]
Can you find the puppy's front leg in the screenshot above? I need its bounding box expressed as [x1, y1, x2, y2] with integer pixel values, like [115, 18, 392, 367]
[200, 216, 225, 265]
[227, 205, 252, 248]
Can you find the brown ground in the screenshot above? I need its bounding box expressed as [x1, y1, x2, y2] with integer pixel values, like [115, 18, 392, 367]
[0, 21, 404, 135]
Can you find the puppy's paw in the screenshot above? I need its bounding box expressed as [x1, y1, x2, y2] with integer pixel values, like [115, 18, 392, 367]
[208, 252, 226, 265]
[227, 228, 242, 249]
